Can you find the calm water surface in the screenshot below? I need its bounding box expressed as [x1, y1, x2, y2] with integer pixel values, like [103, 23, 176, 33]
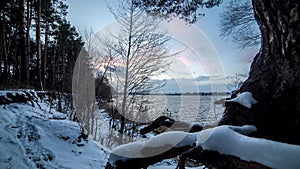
[147, 95, 226, 125]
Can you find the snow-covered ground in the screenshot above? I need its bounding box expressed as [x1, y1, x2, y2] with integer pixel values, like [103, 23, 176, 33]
[0, 90, 108, 169]
[0, 90, 198, 169]
[3, 90, 300, 169]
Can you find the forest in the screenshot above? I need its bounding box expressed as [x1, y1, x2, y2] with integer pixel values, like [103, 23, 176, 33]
[0, 0, 83, 92]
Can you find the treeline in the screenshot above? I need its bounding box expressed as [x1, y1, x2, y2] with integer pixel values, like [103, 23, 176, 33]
[0, 0, 84, 92]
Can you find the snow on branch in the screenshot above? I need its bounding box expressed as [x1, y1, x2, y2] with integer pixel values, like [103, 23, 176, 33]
[106, 131, 196, 169]
[196, 125, 300, 169]
[226, 92, 258, 108]
[107, 125, 300, 169]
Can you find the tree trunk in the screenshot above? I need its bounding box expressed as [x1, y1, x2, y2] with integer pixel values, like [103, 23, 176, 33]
[220, 0, 300, 145]
[62, 45, 66, 91]
[0, 15, 8, 86]
[36, 0, 43, 90]
[43, 22, 49, 88]
[19, 0, 27, 86]
[119, 7, 134, 135]
[25, 0, 32, 86]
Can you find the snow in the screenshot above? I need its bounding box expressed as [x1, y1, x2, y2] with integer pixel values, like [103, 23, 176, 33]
[1, 90, 203, 169]
[3, 90, 300, 169]
[109, 131, 196, 164]
[0, 90, 108, 169]
[110, 124, 300, 169]
[226, 92, 258, 108]
[196, 125, 300, 169]
[147, 131, 196, 148]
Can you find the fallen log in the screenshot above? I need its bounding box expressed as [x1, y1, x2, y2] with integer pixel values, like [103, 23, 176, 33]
[140, 116, 175, 135]
[106, 125, 300, 169]
[105, 131, 197, 169]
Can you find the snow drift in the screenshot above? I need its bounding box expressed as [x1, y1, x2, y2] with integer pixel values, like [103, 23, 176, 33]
[0, 90, 108, 169]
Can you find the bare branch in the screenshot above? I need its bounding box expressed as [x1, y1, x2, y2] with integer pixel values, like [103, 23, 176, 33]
[98, 0, 180, 136]
[219, 0, 261, 49]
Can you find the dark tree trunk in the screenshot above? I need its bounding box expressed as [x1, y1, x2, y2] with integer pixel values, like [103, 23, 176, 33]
[36, 0, 43, 90]
[0, 16, 8, 85]
[220, 0, 300, 145]
[19, 0, 27, 86]
[52, 45, 57, 88]
[43, 22, 49, 89]
[25, 0, 32, 86]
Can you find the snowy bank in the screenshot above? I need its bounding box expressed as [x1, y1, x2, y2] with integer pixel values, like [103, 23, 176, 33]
[0, 90, 108, 168]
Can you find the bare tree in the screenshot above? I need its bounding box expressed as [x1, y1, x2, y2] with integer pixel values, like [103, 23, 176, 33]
[101, 0, 178, 137]
[226, 72, 248, 91]
[77, 27, 117, 140]
[36, 0, 43, 90]
[219, 0, 261, 49]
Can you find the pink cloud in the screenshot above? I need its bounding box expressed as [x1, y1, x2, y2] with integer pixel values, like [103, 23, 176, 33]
[178, 56, 194, 65]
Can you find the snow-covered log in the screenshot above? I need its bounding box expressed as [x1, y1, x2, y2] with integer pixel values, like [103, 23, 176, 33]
[106, 131, 196, 169]
[107, 125, 300, 169]
[179, 125, 300, 169]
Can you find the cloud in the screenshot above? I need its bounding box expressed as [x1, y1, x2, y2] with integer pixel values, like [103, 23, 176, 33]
[161, 19, 225, 78]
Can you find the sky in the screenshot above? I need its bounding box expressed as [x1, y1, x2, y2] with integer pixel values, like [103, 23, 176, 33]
[66, 1, 259, 93]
